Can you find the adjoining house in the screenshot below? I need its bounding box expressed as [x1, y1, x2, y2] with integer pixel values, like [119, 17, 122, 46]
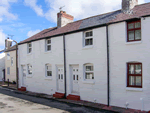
[0, 50, 5, 81]
[4, 45, 17, 83]
[18, 0, 150, 111]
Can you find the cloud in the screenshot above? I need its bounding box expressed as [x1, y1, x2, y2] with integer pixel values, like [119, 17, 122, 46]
[0, 0, 18, 22]
[24, 0, 44, 17]
[45, 0, 145, 23]
[27, 29, 41, 37]
[0, 29, 6, 47]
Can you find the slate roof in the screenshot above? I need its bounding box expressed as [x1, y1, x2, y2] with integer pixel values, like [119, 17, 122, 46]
[19, 2, 150, 45]
[5, 45, 17, 52]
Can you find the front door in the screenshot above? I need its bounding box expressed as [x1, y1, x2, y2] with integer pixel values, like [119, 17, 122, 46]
[22, 65, 26, 87]
[57, 67, 64, 92]
[71, 66, 79, 94]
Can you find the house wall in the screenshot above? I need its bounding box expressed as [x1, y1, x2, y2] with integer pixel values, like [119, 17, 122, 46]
[18, 36, 64, 95]
[65, 27, 108, 104]
[0, 53, 5, 81]
[109, 17, 150, 111]
[5, 50, 16, 82]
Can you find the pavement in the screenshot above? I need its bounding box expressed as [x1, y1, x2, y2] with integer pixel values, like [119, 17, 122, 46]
[0, 86, 148, 113]
[0, 87, 113, 113]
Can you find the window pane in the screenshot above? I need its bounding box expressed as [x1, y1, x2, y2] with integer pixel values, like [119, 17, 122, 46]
[47, 39, 51, 44]
[135, 22, 141, 28]
[85, 32, 89, 37]
[59, 74, 60, 79]
[135, 64, 141, 74]
[129, 64, 134, 74]
[47, 71, 52, 76]
[89, 31, 93, 36]
[28, 70, 32, 74]
[61, 74, 63, 79]
[85, 73, 94, 79]
[29, 43, 32, 47]
[128, 31, 134, 41]
[73, 75, 75, 80]
[129, 76, 135, 85]
[47, 45, 51, 51]
[136, 76, 141, 86]
[85, 39, 89, 46]
[135, 30, 141, 40]
[86, 66, 93, 71]
[29, 48, 32, 53]
[128, 23, 134, 29]
[89, 39, 93, 45]
[77, 75, 79, 80]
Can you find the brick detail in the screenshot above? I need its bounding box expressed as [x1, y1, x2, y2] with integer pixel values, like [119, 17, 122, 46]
[67, 94, 80, 101]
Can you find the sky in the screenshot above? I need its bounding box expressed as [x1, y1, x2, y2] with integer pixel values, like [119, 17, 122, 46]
[0, 0, 148, 50]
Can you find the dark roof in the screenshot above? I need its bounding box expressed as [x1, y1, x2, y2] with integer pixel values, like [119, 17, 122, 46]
[4, 45, 17, 52]
[19, 2, 150, 45]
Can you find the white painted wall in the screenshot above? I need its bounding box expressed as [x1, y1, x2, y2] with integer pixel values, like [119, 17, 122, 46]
[65, 27, 108, 104]
[18, 16, 150, 111]
[18, 36, 64, 95]
[109, 17, 150, 111]
[0, 52, 5, 81]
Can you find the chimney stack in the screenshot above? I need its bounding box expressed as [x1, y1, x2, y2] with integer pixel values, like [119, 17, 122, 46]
[57, 11, 74, 28]
[122, 0, 138, 13]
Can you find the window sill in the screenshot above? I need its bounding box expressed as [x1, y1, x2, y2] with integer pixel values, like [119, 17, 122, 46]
[44, 51, 52, 54]
[45, 77, 52, 80]
[82, 45, 93, 50]
[27, 75, 33, 78]
[82, 80, 95, 84]
[126, 87, 143, 92]
[125, 41, 142, 45]
[27, 53, 32, 56]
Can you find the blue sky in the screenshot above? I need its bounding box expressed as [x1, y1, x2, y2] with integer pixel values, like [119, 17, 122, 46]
[0, 0, 149, 50]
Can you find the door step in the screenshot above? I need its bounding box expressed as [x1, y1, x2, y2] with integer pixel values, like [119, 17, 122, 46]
[67, 94, 80, 101]
[18, 87, 26, 91]
[53, 92, 65, 99]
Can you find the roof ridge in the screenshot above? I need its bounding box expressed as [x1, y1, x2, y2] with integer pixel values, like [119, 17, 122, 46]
[135, 2, 150, 7]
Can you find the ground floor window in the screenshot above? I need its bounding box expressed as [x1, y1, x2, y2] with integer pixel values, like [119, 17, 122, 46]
[46, 64, 52, 77]
[127, 62, 142, 88]
[7, 67, 10, 75]
[84, 63, 94, 80]
[27, 64, 32, 75]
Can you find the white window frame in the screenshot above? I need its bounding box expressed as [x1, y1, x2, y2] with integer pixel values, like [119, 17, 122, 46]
[45, 39, 51, 52]
[27, 43, 32, 54]
[84, 63, 94, 80]
[7, 67, 10, 75]
[45, 64, 52, 77]
[11, 57, 13, 66]
[84, 30, 93, 47]
[27, 64, 32, 75]
[7, 52, 10, 60]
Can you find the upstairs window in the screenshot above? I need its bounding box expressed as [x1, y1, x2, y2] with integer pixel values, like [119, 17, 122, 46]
[127, 20, 141, 42]
[27, 64, 32, 74]
[46, 39, 51, 51]
[7, 52, 10, 60]
[127, 62, 142, 88]
[27, 43, 32, 54]
[84, 64, 94, 80]
[46, 64, 52, 77]
[84, 31, 93, 46]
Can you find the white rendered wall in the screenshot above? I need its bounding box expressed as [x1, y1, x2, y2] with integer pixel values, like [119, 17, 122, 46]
[65, 27, 108, 104]
[0, 53, 5, 81]
[18, 36, 64, 95]
[109, 17, 150, 111]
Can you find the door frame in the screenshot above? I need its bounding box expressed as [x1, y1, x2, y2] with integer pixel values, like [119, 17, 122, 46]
[21, 65, 26, 87]
[69, 64, 80, 95]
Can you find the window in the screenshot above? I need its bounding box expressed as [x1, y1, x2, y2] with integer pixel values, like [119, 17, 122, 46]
[127, 20, 141, 42]
[27, 64, 32, 74]
[84, 64, 94, 80]
[11, 57, 13, 66]
[7, 52, 10, 60]
[7, 67, 10, 75]
[46, 39, 51, 51]
[27, 43, 32, 54]
[46, 64, 52, 77]
[127, 63, 142, 88]
[84, 31, 93, 46]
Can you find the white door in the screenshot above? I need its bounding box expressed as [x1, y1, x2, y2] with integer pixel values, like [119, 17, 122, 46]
[22, 65, 26, 87]
[57, 67, 64, 92]
[71, 66, 79, 94]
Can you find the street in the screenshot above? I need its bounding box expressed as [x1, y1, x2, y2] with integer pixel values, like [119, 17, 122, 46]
[0, 87, 113, 113]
